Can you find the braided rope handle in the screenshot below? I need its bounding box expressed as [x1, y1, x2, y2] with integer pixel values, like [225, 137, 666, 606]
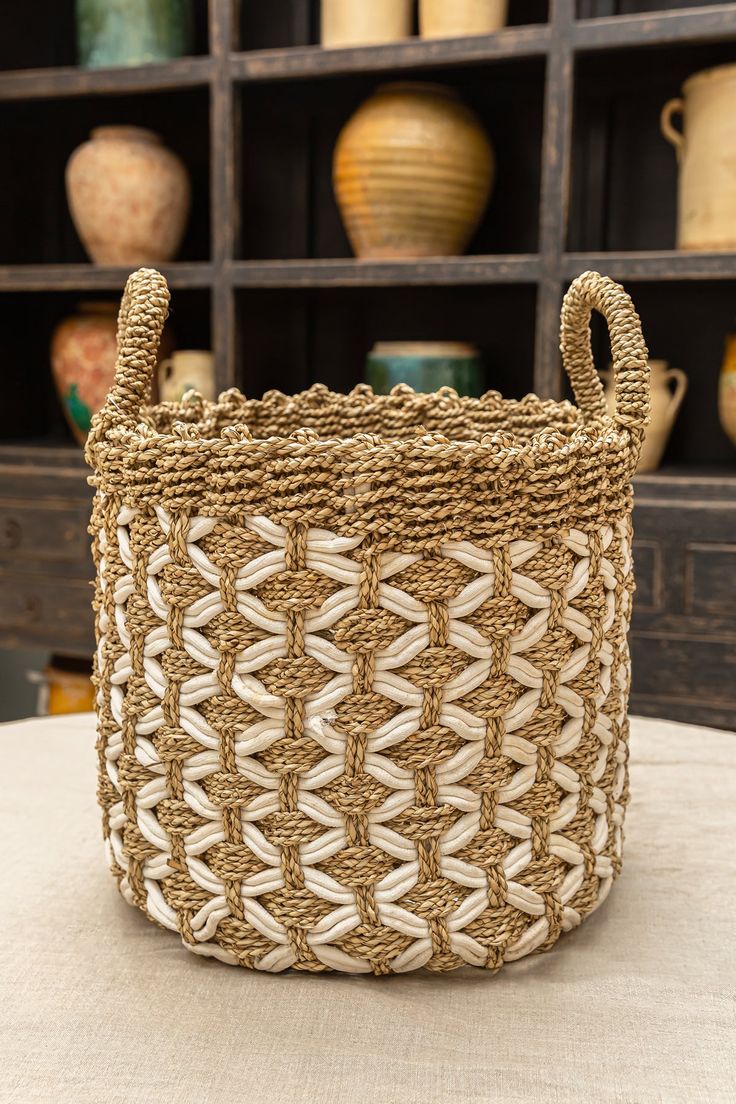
[560, 270, 650, 442]
[86, 268, 170, 452]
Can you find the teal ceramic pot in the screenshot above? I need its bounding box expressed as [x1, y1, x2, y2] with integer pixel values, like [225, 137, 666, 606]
[365, 342, 484, 396]
[76, 0, 193, 68]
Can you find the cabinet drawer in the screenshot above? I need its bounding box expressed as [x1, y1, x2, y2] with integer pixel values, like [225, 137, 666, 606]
[0, 499, 92, 572]
[0, 572, 94, 655]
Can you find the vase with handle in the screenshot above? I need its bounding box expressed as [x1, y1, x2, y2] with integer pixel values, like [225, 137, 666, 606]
[661, 63, 736, 250]
[321, 0, 413, 47]
[420, 0, 508, 38]
[601, 358, 687, 474]
[158, 350, 216, 403]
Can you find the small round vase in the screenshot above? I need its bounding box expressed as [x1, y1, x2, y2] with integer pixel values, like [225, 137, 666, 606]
[601, 358, 687, 473]
[333, 83, 494, 259]
[66, 126, 191, 265]
[321, 0, 413, 47]
[420, 0, 508, 39]
[366, 342, 484, 396]
[76, 0, 193, 69]
[159, 350, 216, 403]
[719, 334, 736, 447]
[50, 302, 118, 445]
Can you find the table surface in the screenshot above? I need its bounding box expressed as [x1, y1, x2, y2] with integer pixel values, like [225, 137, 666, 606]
[2, 713, 735, 1104]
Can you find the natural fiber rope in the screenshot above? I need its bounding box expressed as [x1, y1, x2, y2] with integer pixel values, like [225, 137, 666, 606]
[87, 268, 647, 973]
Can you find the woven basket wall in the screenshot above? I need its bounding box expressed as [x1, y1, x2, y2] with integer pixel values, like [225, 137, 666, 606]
[86, 268, 649, 974]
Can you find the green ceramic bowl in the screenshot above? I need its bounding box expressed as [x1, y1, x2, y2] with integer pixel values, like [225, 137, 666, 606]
[366, 342, 484, 396]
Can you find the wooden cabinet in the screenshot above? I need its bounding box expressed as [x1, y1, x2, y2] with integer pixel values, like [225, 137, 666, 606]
[0, 0, 735, 725]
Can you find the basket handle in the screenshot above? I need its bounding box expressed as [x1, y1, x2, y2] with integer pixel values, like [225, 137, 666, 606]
[560, 270, 650, 444]
[86, 268, 170, 448]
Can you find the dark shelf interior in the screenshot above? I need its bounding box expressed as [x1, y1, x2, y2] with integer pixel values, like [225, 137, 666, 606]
[0, 289, 211, 446]
[0, 89, 210, 266]
[239, 57, 544, 261]
[0, 0, 210, 71]
[237, 283, 537, 399]
[238, 0, 550, 52]
[571, 38, 736, 253]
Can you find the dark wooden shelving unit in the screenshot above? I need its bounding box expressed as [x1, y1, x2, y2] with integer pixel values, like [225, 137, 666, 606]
[1, 0, 736, 726]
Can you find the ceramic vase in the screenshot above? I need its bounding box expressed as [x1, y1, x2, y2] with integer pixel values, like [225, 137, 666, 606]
[321, 0, 413, 47]
[76, 0, 193, 68]
[601, 359, 687, 474]
[719, 334, 736, 447]
[66, 126, 191, 265]
[159, 350, 216, 403]
[50, 303, 118, 445]
[333, 82, 494, 259]
[661, 63, 736, 250]
[366, 342, 484, 396]
[420, 0, 508, 38]
[51, 302, 173, 445]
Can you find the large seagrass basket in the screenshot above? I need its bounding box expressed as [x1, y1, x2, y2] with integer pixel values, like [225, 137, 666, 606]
[86, 268, 649, 974]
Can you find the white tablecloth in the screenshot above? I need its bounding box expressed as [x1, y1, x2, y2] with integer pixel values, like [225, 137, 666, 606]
[2, 713, 735, 1104]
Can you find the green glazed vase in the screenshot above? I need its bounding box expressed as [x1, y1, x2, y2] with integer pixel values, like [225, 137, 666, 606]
[76, 0, 193, 68]
[366, 342, 484, 396]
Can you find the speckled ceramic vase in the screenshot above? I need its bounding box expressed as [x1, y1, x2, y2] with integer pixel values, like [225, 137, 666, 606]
[66, 126, 191, 265]
[333, 83, 494, 259]
[76, 0, 193, 68]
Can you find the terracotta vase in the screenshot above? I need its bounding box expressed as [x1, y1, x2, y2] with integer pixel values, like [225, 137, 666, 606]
[719, 334, 736, 447]
[333, 83, 494, 259]
[601, 359, 687, 474]
[159, 350, 216, 403]
[51, 303, 118, 445]
[420, 0, 508, 38]
[51, 302, 173, 445]
[366, 341, 484, 396]
[661, 64, 736, 250]
[66, 126, 190, 265]
[76, 0, 193, 69]
[321, 0, 413, 47]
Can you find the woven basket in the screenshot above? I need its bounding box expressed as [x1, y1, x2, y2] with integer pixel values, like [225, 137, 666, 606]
[86, 268, 649, 974]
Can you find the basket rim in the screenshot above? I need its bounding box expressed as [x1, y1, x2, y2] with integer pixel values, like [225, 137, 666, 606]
[90, 381, 635, 468]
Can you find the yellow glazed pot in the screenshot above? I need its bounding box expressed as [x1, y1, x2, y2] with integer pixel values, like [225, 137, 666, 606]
[719, 334, 736, 447]
[420, 0, 508, 38]
[66, 126, 191, 265]
[601, 359, 687, 474]
[661, 64, 736, 250]
[333, 83, 494, 259]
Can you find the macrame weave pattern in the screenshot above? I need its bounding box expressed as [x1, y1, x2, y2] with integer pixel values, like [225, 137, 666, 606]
[87, 267, 649, 973]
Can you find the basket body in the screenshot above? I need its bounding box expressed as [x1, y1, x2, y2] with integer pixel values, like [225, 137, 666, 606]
[88, 270, 648, 973]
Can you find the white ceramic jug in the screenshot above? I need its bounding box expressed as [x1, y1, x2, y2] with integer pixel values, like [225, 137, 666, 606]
[661, 63, 736, 250]
[601, 359, 687, 474]
[158, 350, 215, 403]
